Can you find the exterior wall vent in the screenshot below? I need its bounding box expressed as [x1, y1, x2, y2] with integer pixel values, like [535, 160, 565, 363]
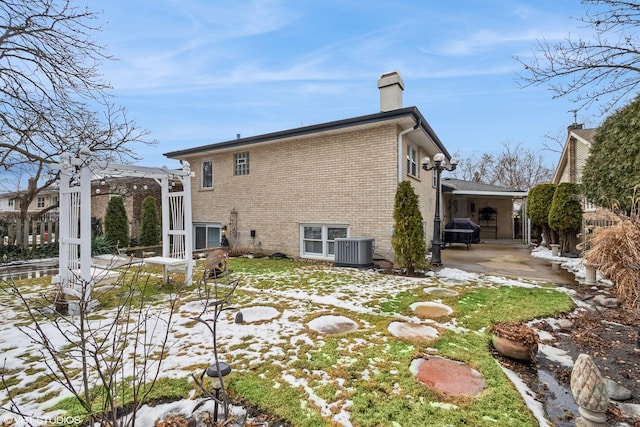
[334, 238, 374, 268]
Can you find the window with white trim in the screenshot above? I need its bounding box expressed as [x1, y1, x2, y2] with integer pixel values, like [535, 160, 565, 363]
[194, 223, 221, 249]
[37, 196, 45, 209]
[407, 144, 419, 178]
[202, 160, 213, 189]
[300, 224, 348, 258]
[234, 152, 250, 175]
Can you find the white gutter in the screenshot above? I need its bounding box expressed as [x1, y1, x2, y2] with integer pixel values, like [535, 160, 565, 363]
[397, 121, 420, 183]
[449, 190, 528, 197]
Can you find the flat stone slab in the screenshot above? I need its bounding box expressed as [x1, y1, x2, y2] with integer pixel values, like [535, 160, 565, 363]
[423, 287, 459, 297]
[410, 302, 453, 319]
[411, 356, 486, 396]
[308, 315, 358, 334]
[238, 306, 279, 323]
[388, 321, 439, 341]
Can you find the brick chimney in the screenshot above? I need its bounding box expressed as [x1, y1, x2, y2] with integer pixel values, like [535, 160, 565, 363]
[377, 71, 404, 112]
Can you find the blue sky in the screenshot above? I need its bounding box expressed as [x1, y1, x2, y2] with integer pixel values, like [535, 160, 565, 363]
[95, 0, 596, 171]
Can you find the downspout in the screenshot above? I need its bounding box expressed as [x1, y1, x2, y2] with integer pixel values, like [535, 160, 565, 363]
[397, 119, 421, 183]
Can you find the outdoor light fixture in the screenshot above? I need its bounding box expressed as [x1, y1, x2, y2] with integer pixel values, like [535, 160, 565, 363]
[422, 153, 458, 267]
[206, 361, 232, 423]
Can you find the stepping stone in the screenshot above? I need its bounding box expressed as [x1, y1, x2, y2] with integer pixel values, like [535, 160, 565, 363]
[411, 356, 486, 396]
[423, 287, 459, 297]
[308, 315, 358, 334]
[388, 322, 439, 341]
[237, 306, 279, 323]
[411, 302, 453, 319]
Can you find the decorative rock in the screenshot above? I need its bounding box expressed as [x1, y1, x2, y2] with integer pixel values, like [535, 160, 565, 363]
[603, 378, 632, 401]
[570, 353, 609, 426]
[387, 321, 439, 341]
[423, 287, 459, 297]
[237, 306, 279, 323]
[557, 319, 574, 329]
[234, 311, 244, 324]
[410, 302, 453, 319]
[411, 356, 486, 396]
[593, 294, 618, 308]
[308, 315, 358, 334]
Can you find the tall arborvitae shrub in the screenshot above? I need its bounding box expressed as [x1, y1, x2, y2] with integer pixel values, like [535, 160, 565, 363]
[527, 183, 557, 245]
[139, 196, 159, 246]
[391, 181, 425, 274]
[104, 196, 129, 249]
[582, 95, 640, 214]
[548, 182, 583, 255]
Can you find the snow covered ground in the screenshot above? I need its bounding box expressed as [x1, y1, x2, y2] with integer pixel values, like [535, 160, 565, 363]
[0, 250, 580, 426]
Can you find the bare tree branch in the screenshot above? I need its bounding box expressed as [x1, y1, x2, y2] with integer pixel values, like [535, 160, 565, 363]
[516, 0, 640, 114]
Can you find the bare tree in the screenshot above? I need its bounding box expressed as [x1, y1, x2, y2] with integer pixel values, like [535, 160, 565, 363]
[453, 142, 553, 190]
[516, 0, 640, 114]
[0, 0, 154, 247]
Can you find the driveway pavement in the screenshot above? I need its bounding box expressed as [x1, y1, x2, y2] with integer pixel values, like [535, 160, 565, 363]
[440, 239, 577, 285]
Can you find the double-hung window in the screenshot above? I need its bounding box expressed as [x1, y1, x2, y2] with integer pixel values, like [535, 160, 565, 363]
[234, 152, 250, 175]
[300, 224, 348, 259]
[202, 160, 213, 189]
[37, 196, 45, 209]
[407, 144, 419, 178]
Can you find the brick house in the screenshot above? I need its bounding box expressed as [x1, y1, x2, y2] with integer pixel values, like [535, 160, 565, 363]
[165, 72, 454, 262]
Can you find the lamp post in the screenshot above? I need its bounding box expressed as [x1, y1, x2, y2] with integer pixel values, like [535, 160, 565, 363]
[422, 153, 458, 268]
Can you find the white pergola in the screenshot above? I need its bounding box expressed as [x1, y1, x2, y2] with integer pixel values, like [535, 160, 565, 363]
[53, 150, 194, 300]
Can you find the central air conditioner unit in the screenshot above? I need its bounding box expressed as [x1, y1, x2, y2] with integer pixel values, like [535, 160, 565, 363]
[334, 237, 374, 268]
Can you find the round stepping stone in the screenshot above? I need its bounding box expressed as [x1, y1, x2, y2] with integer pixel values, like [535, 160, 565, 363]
[237, 306, 279, 323]
[423, 287, 459, 297]
[411, 302, 453, 319]
[308, 315, 358, 334]
[411, 356, 486, 396]
[388, 321, 439, 341]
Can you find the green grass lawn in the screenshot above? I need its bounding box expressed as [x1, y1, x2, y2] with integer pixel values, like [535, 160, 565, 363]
[2, 257, 574, 426]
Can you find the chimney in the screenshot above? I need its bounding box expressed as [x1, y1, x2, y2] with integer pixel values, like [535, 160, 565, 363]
[377, 71, 404, 112]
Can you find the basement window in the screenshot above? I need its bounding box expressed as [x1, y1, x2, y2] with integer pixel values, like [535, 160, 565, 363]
[300, 224, 348, 259]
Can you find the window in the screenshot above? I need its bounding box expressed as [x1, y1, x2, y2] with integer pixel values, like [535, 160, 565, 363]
[51, 196, 58, 207]
[300, 224, 348, 258]
[234, 152, 250, 175]
[407, 144, 419, 177]
[202, 160, 213, 189]
[8, 199, 13, 207]
[194, 223, 221, 249]
[37, 196, 45, 209]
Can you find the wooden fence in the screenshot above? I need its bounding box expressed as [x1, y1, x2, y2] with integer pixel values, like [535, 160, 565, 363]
[0, 212, 59, 250]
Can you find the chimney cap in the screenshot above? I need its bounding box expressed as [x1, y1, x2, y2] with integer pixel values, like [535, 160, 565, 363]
[377, 71, 404, 90]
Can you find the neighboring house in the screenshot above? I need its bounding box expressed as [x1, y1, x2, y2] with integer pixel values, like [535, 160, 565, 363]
[165, 72, 453, 262]
[0, 188, 59, 216]
[441, 179, 528, 240]
[0, 187, 60, 247]
[552, 124, 614, 223]
[552, 124, 597, 186]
